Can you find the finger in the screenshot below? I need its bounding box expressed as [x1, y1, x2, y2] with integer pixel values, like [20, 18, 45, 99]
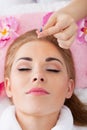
[58, 33, 77, 49]
[38, 19, 71, 38]
[38, 25, 61, 38]
[54, 22, 78, 40]
[38, 14, 75, 38]
[56, 14, 75, 30]
[44, 13, 74, 30]
[43, 13, 57, 30]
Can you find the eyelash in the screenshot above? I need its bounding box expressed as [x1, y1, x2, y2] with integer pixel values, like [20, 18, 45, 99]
[18, 68, 60, 73]
[46, 69, 60, 73]
[18, 68, 31, 71]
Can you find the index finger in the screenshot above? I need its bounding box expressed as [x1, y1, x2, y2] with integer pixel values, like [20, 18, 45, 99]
[43, 13, 56, 30]
[38, 25, 60, 37]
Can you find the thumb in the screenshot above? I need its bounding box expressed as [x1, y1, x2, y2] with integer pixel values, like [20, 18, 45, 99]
[43, 13, 57, 30]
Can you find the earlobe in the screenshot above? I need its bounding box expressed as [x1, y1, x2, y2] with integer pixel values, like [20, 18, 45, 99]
[66, 79, 74, 99]
[4, 78, 12, 98]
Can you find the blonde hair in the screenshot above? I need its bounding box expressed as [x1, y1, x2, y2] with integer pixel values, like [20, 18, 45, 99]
[4, 29, 87, 126]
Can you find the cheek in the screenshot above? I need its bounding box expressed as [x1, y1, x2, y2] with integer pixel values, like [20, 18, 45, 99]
[9, 74, 24, 98]
[49, 74, 69, 96]
[47, 76, 69, 112]
[10, 70, 31, 99]
[9, 76, 25, 105]
[10, 70, 28, 87]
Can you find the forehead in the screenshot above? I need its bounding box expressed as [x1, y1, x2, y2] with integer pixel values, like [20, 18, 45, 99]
[14, 40, 64, 61]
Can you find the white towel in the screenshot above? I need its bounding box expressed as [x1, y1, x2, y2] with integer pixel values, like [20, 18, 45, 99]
[0, 105, 73, 130]
[0, 106, 21, 130]
[52, 105, 73, 130]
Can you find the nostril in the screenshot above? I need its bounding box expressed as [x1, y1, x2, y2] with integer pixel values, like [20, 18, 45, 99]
[33, 78, 44, 82]
[33, 78, 37, 81]
[41, 78, 44, 81]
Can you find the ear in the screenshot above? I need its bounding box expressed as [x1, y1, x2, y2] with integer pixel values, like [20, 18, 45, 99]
[4, 78, 12, 98]
[66, 79, 74, 99]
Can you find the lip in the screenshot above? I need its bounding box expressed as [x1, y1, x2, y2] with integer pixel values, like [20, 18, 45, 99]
[25, 88, 50, 95]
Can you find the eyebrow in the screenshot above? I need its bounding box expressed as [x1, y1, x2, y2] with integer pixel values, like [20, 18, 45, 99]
[17, 57, 32, 62]
[45, 57, 63, 65]
[16, 57, 63, 65]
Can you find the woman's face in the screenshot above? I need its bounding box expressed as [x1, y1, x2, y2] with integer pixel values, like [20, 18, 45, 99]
[5, 40, 74, 116]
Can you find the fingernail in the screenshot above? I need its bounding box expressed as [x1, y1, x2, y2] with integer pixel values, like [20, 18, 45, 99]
[40, 28, 43, 32]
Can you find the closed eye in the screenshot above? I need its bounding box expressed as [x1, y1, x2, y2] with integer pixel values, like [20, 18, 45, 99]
[18, 68, 31, 71]
[46, 69, 60, 73]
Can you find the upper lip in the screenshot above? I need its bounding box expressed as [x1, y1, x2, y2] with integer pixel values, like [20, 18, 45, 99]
[25, 87, 50, 94]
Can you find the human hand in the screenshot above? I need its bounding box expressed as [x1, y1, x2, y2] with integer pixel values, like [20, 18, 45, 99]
[37, 12, 78, 49]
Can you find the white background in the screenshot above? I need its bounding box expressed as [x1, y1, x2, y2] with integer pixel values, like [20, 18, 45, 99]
[0, 0, 69, 10]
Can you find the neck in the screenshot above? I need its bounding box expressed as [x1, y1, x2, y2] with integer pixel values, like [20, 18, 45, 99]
[16, 110, 59, 130]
